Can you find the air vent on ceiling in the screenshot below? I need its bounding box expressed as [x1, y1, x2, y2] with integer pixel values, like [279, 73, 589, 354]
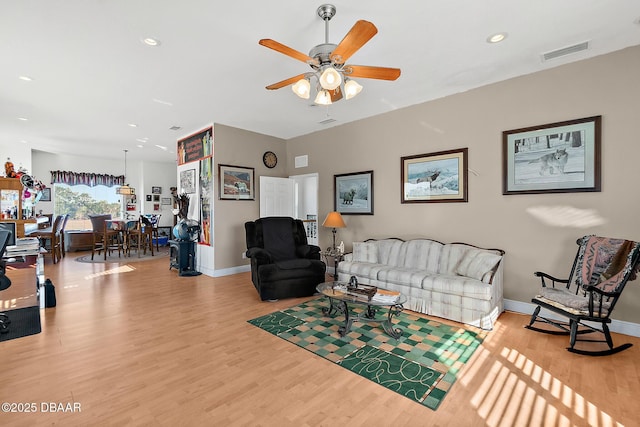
[542, 41, 589, 62]
[169, 125, 182, 131]
[318, 117, 336, 125]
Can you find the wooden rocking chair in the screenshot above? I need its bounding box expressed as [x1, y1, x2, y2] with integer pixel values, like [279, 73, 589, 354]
[526, 235, 640, 356]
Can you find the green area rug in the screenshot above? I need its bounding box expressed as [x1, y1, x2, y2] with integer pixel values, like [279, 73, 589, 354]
[248, 298, 486, 410]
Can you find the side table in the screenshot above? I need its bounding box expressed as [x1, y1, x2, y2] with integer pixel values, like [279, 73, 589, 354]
[321, 250, 344, 281]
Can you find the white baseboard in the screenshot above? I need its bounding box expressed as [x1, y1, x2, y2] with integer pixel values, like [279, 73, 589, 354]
[212, 264, 251, 277]
[504, 298, 640, 338]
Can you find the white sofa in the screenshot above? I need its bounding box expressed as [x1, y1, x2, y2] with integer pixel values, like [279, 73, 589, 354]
[337, 238, 505, 330]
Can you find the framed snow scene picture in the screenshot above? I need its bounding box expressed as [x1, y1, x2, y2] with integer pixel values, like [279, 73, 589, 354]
[334, 170, 373, 215]
[401, 148, 468, 203]
[502, 116, 601, 195]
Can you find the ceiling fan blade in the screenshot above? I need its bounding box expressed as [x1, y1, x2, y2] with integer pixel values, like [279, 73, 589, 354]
[344, 65, 401, 81]
[259, 39, 318, 65]
[329, 87, 343, 103]
[330, 20, 378, 64]
[265, 74, 308, 90]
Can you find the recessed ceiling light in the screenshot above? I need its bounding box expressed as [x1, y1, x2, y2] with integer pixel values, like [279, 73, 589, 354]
[136, 138, 148, 143]
[136, 144, 144, 148]
[142, 37, 161, 47]
[20, 140, 28, 144]
[128, 123, 138, 128]
[155, 145, 168, 151]
[487, 32, 508, 43]
[19, 75, 33, 81]
[17, 117, 28, 121]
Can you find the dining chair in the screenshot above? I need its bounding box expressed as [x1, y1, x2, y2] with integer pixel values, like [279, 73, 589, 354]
[89, 214, 120, 260]
[30, 214, 65, 264]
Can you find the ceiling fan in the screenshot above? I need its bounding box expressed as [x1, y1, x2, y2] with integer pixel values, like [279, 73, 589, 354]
[259, 4, 401, 105]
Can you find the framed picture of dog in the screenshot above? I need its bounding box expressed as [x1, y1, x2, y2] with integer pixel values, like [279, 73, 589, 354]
[502, 116, 601, 195]
[334, 170, 373, 215]
[401, 148, 468, 203]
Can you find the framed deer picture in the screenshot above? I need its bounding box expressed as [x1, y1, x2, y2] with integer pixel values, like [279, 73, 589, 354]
[401, 148, 468, 203]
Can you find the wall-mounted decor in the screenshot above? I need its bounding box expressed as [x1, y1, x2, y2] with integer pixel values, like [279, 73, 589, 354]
[40, 187, 51, 202]
[334, 170, 374, 215]
[180, 169, 196, 194]
[502, 116, 601, 195]
[177, 126, 213, 165]
[151, 186, 162, 194]
[153, 203, 160, 211]
[161, 197, 171, 205]
[146, 195, 152, 202]
[218, 164, 254, 200]
[153, 195, 160, 202]
[401, 148, 468, 203]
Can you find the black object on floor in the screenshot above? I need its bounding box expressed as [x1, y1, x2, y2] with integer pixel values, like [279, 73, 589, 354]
[0, 306, 41, 342]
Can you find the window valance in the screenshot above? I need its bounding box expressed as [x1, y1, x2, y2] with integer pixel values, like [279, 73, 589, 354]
[50, 170, 125, 187]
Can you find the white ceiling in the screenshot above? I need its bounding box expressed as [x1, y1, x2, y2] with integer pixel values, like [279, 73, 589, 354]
[2, 1, 639, 163]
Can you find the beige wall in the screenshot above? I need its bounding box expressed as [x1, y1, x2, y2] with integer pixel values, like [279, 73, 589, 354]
[213, 124, 286, 270]
[284, 45, 640, 323]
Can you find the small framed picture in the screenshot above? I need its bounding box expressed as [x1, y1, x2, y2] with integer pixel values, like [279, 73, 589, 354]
[154, 203, 160, 211]
[180, 169, 196, 194]
[218, 164, 255, 200]
[152, 186, 162, 194]
[334, 171, 374, 215]
[153, 195, 160, 202]
[146, 195, 152, 202]
[40, 187, 52, 202]
[161, 197, 171, 205]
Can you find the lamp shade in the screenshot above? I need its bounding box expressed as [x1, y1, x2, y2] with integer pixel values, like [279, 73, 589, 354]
[322, 211, 346, 228]
[319, 66, 342, 90]
[314, 90, 332, 105]
[344, 79, 363, 100]
[117, 184, 135, 195]
[292, 78, 311, 99]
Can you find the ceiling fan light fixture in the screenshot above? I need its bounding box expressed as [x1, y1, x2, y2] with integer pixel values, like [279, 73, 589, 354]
[319, 66, 342, 90]
[292, 78, 311, 99]
[314, 90, 332, 105]
[344, 79, 363, 100]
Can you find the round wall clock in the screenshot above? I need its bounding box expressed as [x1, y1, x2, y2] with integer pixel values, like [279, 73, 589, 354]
[263, 151, 278, 168]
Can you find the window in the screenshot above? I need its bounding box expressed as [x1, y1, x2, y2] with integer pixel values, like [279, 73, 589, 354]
[54, 184, 122, 230]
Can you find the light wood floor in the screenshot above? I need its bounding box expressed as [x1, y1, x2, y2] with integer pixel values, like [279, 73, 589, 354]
[1, 252, 640, 427]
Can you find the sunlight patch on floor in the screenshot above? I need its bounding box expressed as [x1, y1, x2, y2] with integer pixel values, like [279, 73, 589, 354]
[469, 347, 621, 427]
[84, 264, 136, 280]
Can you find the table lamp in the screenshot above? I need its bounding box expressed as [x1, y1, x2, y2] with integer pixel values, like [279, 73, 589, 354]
[322, 211, 346, 252]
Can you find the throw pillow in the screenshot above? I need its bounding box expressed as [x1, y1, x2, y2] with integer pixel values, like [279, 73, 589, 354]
[352, 241, 378, 263]
[455, 249, 502, 281]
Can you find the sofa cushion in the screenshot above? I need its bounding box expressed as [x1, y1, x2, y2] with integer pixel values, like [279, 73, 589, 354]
[376, 239, 405, 266]
[421, 274, 494, 301]
[352, 242, 378, 263]
[400, 239, 443, 273]
[377, 267, 430, 288]
[455, 248, 502, 282]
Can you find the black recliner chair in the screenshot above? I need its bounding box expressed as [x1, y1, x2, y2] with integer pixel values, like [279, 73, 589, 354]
[245, 217, 326, 301]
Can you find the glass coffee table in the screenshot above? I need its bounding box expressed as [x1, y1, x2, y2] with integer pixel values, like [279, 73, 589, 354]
[316, 281, 407, 339]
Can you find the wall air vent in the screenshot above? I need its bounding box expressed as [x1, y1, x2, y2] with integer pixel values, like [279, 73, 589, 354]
[542, 41, 589, 62]
[318, 117, 336, 125]
[169, 125, 182, 131]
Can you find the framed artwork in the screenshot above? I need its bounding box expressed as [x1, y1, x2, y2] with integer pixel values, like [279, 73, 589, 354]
[334, 170, 374, 215]
[401, 148, 468, 203]
[40, 187, 51, 202]
[161, 197, 171, 205]
[146, 195, 152, 202]
[180, 169, 196, 194]
[151, 186, 162, 194]
[153, 203, 160, 211]
[153, 195, 160, 202]
[503, 116, 601, 195]
[218, 164, 255, 200]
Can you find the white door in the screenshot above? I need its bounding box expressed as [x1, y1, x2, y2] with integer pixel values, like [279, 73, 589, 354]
[260, 176, 295, 218]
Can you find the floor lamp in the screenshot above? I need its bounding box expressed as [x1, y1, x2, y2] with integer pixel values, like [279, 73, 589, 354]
[322, 211, 346, 253]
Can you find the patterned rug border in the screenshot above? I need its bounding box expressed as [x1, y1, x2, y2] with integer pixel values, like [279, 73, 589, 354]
[248, 298, 486, 410]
